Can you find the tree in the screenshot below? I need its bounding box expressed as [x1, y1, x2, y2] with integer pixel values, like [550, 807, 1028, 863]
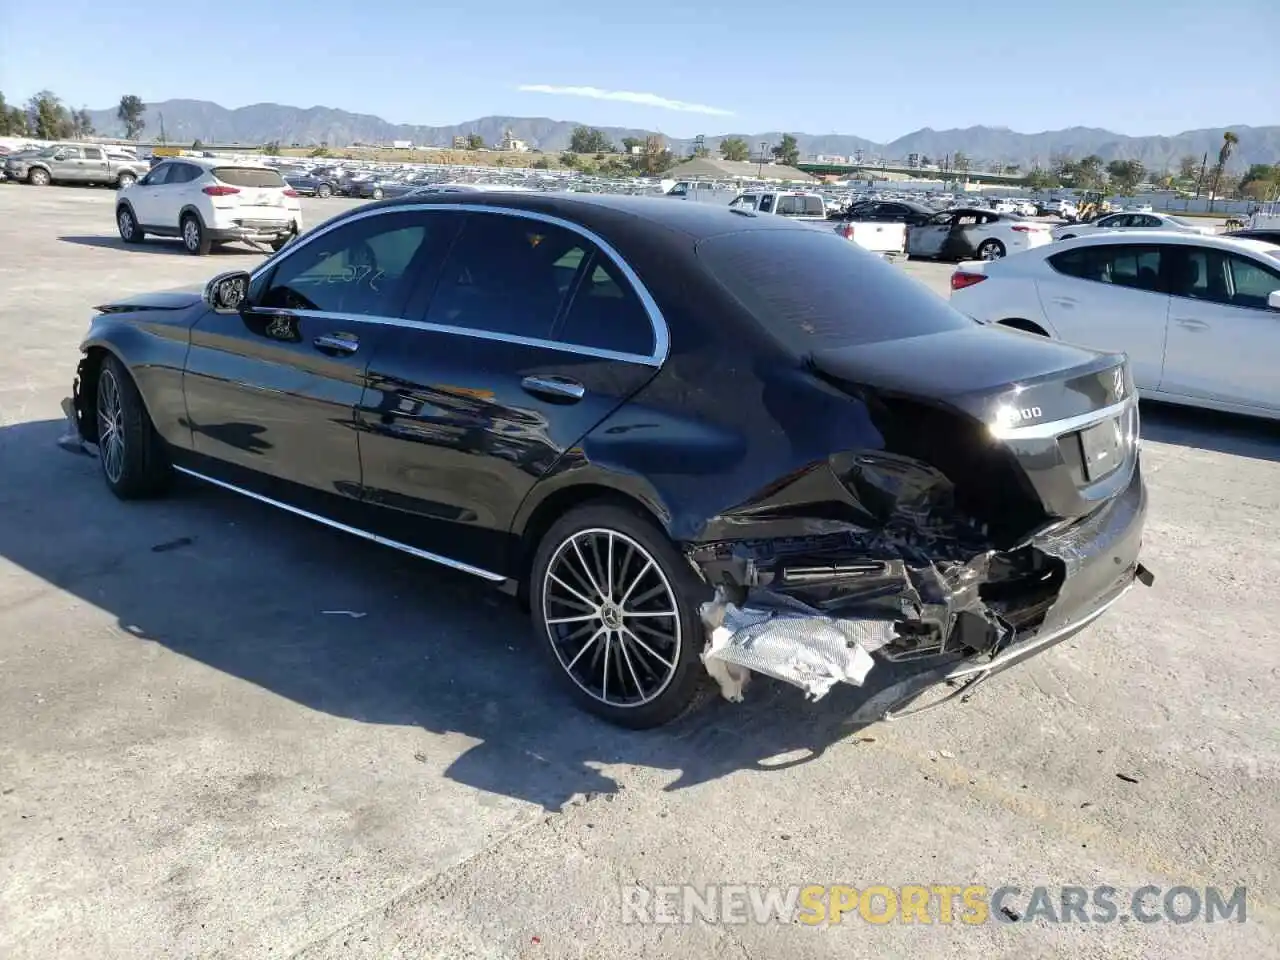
[530, 157, 550, 169]
[1025, 166, 1058, 190]
[952, 151, 970, 174]
[465, 133, 484, 150]
[117, 94, 146, 139]
[67, 107, 94, 138]
[1074, 155, 1106, 190]
[619, 136, 642, 155]
[27, 90, 73, 140]
[636, 135, 675, 175]
[771, 133, 799, 167]
[1106, 159, 1145, 194]
[1240, 164, 1280, 200]
[719, 136, 749, 162]
[0, 92, 26, 135]
[559, 151, 578, 168]
[568, 125, 613, 154]
[1209, 130, 1239, 198]
[309, 146, 327, 157]
[1178, 154, 1200, 181]
[262, 141, 281, 156]
[690, 144, 709, 158]
[191, 139, 204, 150]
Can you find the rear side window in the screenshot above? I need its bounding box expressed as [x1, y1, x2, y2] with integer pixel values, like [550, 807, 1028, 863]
[696, 229, 973, 350]
[555, 256, 655, 357]
[215, 167, 286, 188]
[425, 213, 578, 339]
[775, 195, 825, 217]
[1050, 245, 1162, 291]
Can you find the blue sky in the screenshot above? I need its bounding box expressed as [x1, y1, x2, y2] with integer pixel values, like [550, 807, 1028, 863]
[1, 0, 1275, 141]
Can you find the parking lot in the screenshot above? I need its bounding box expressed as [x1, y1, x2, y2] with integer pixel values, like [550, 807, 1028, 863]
[2, 185, 1279, 959]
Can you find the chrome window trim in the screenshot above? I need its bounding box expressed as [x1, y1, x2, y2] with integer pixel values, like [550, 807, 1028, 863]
[173, 466, 506, 582]
[248, 201, 671, 366]
[991, 396, 1133, 441]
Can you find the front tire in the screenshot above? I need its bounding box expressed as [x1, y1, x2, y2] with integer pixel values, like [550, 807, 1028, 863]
[28, 168, 51, 186]
[317, 183, 332, 199]
[531, 503, 712, 729]
[95, 355, 173, 499]
[371, 187, 384, 200]
[117, 206, 143, 243]
[181, 213, 212, 255]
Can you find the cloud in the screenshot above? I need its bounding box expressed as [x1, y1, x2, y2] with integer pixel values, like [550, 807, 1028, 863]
[517, 84, 733, 117]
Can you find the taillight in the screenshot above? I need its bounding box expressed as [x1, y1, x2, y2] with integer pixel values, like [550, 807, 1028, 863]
[1012, 224, 1047, 233]
[203, 185, 240, 196]
[283, 188, 299, 197]
[951, 271, 986, 291]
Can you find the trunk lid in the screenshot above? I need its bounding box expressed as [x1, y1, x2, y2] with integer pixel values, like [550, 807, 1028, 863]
[809, 326, 1139, 521]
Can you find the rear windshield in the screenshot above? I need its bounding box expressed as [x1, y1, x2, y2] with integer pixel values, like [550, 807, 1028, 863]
[214, 167, 286, 188]
[696, 229, 974, 350]
[775, 195, 826, 217]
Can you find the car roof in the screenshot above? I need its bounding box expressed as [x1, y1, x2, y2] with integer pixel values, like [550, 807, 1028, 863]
[157, 156, 271, 170]
[1049, 229, 1278, 255]
[355, 190, 822, 241]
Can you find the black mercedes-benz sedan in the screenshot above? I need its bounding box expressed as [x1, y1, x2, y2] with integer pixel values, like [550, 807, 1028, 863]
[65, 193, 1151, 728]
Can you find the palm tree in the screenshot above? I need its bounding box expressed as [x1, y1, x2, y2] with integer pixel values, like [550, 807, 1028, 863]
[1209, 130, 1239, 199]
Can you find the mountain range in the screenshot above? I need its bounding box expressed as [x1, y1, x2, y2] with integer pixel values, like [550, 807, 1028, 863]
[84, 99, 1280, 170]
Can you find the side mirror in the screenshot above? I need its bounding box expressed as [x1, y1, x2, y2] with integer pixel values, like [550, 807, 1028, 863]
[1270, 290, 1280, 311]
[204, 271, 251, 314]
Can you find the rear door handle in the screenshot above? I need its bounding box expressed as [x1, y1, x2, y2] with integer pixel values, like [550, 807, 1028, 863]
[313, 333, 359, 355]
[521, 375, 585, 402]
[1050, 297, 1077, 307]
[1174, 318, 1209, 331]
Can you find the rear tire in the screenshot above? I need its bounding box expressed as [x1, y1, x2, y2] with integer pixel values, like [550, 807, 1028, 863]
[94, 354, 173, 500]
[371, 187, 384, 200]
[530, 502, 713, 729]
[181, 213, 212, 256]
[317, 183, 332, 199]
[978, 239, 1006, 260]
[116, 172, 137, 189]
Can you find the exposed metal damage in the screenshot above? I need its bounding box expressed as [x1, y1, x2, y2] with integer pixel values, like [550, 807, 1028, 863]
[689, 448, 1152, 716]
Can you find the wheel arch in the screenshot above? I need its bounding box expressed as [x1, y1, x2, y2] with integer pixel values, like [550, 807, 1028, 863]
[997, 317, 1051, 337]
[74, 332, 166, 443]
[509, 477, 678, 605]
[178, 204, 205, 226]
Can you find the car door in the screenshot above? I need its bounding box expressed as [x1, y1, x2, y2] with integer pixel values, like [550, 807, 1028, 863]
[1159, 245, 1280, 410]
[81, 146, 109, 182]
[356, 208, 663, 575]
[180, 208, 454, 515]
[1036, 243, 1170, 390]
[129, 162, 173, 226]
[50, 146, 83, 182]
[908, 212, 953, 257]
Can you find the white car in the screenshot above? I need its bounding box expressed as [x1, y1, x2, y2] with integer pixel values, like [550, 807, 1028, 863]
[1052, 211, 1214, 241]
[906, 208, 1053, 261]
[949, 231, 1280, 419]
[115, 157, 303, 255]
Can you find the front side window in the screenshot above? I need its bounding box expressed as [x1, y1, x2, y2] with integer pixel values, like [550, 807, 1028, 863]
[1227, 254, 1280, 309]
[57, 146, 83, 160]
[424, 213, 580, 338]
[258, 211, 458, 317]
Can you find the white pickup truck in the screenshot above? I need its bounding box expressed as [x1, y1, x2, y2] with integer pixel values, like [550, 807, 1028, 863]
[728, 190, 908, 260]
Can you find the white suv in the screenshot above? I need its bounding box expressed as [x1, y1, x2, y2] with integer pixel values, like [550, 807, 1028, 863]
[115, 157, 303, 255]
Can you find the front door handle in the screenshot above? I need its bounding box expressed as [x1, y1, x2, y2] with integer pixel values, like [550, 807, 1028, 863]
[1050, 296, 1077, 307]
[1174, 317, 1209, 331]
[521, 375, 585, 402]
[313, 333, 359, 355]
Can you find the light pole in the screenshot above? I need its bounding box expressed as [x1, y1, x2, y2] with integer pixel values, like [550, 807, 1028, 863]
[757, 141, 768, 177]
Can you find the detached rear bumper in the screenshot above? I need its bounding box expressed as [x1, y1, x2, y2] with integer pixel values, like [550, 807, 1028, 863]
[207, 219, 298, 242]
